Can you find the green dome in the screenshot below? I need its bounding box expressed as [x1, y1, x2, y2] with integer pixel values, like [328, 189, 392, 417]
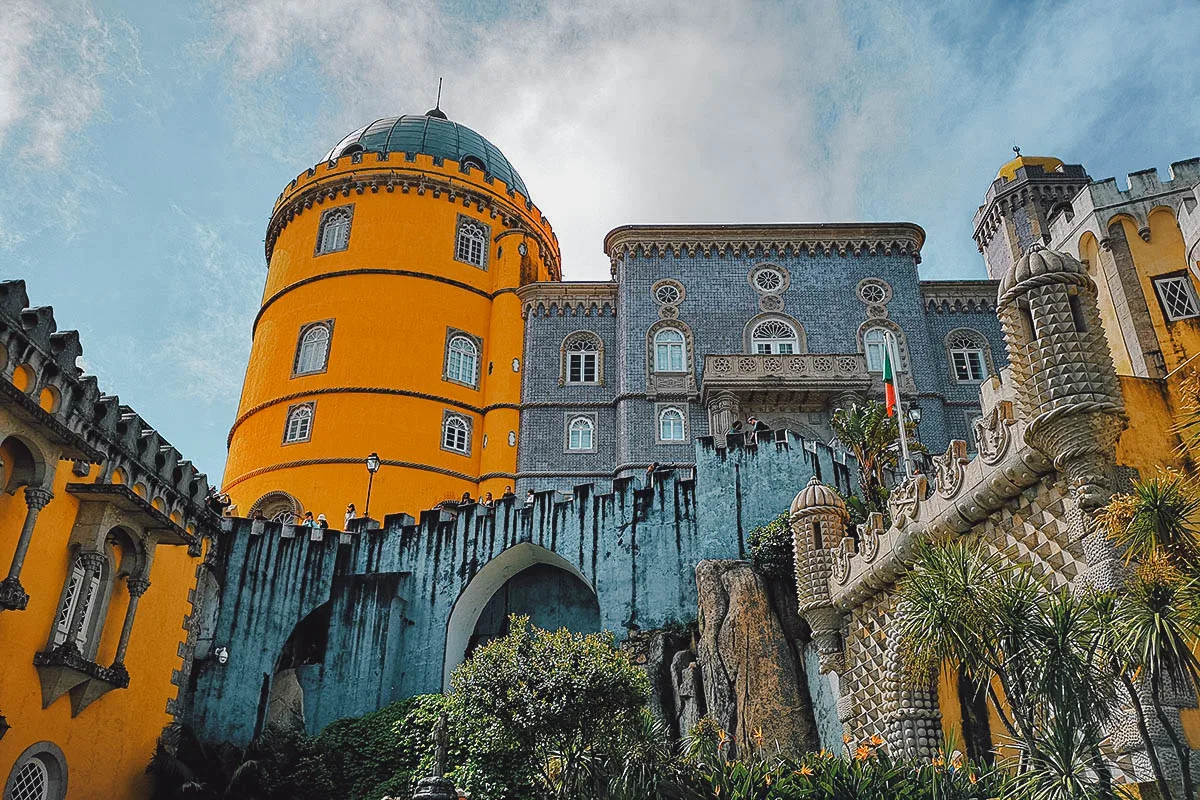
[324, 113, 530, 198]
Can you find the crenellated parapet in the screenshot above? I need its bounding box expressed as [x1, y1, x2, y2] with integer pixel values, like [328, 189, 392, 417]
[0, 280, 219, 541]
[1047, 159, 1200, 251]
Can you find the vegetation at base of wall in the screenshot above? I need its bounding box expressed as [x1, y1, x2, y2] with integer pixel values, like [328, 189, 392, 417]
[747, 511, 793, 583]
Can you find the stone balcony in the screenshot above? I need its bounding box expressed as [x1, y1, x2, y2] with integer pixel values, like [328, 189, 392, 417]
[701, 353, 872, 410]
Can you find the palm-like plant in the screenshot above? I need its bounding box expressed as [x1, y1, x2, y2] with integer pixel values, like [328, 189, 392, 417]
[830, 401, 912, 515]
[1100, 470, 1200, 569]
[896, 541, 1118, 794]
[1113, 562, 1200, 800]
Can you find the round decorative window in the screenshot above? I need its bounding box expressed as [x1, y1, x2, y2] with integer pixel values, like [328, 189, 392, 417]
[857, 278, 892, 305]
[748, 265, 789, 295]
[652, 280, 684, 306]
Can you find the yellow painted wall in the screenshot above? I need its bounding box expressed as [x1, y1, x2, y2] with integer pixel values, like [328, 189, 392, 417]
[0, 456, 199, 799]
[224, 149, 559, 520]
[1116, 375, 1183, 475]
[1119, 209, 1200, 375]
[1080, 232, 1136, 376]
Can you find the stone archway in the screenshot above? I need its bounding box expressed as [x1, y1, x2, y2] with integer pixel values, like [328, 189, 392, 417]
[442, 543, 600, 689]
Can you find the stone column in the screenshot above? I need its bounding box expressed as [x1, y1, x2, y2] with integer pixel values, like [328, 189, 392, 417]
[0, 486, 54, 611]
[706, 391, 740, 444]
[65, 551, 107, 655]
[111, 578, 150, 668]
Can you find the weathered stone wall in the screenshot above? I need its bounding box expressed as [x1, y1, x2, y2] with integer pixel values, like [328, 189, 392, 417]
[187, 432, 847, 744]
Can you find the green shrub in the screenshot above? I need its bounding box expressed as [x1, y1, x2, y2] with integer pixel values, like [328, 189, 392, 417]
[748, 512, 793, 582]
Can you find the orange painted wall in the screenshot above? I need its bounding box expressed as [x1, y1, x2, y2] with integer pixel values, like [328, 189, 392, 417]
[223, 151, 559, 520]
[0, 456, 199, 800]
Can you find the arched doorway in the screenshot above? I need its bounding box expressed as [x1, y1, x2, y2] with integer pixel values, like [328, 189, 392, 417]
[442, 543, 601, 689]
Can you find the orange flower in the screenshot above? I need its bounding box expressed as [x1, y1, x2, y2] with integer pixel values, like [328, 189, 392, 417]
[753, 726, 765, 746]
[765, 773, 772, 787]
[870, 734, 884, 746]
[855, 745, 871, 761]
[800, 765, 815, 777]
[843, 733, 853, 744]
[969, 773, 978, 785]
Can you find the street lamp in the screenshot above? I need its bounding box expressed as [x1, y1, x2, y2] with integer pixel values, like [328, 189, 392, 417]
[364, 452, 381, 519]
[907, 406, 923, 441]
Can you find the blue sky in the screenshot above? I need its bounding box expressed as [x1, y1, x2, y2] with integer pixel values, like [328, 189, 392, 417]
[1, 0, 1198, 483]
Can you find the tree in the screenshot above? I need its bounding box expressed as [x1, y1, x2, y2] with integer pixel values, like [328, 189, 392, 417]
[448, 615, 653, 800]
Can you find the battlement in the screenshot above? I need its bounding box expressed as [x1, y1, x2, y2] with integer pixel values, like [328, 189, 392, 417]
[1047, 158, 1200, 245]
[919, 280, 998, 313]
[265, 149, 561, 278]
[974, 162, 1090, 223]
[0, 280, 218, 537]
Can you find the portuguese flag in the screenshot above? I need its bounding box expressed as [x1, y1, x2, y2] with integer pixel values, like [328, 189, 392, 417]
[883, 346, 898, 417]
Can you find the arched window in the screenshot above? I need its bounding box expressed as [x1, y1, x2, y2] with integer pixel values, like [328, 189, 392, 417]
[9, 758, 49, 800]
[251, 491, 303, 523]
[442, 412, 471, 454]
[455, 216, 489, 268]
[52, 557, 100, 651]
[863, 327, 889, 373]
[445, 334, 480, 387]
[946, 329, 991, 383]
[567, 416, 594, 451]
[283, 403, 314, 444]
[750, 319, 799, 354]
[654, 328, 686, 373]
[658, 406, 686, 442]
[316, 206, 353, 255]
[293, 322, 332, 376]
[563, 332, 601, 384]
[5, 744, 67, 800]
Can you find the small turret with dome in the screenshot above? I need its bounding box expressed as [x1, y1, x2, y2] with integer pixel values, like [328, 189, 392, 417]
[789, 476, 848, 674]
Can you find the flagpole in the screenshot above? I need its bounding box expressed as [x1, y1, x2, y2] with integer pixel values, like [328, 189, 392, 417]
[887, 332, 914, 479]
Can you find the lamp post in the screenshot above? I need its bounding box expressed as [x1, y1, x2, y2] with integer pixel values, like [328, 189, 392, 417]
[364, 452, 381, 519]
[907, 406, 922, 442]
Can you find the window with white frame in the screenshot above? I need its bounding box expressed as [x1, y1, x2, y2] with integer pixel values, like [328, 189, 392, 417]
[283, 403, 314, 444]
[444, 333, 480, 387]
[653, 328, 686, 372]
[293, 322, 332, 376]
[947, 329, 989, 382]
[750, 319, 799, 354]
[454, 216, 489, 268]
[863, 327, 889, 372]
[8, 758, 49, 800]
[566, 416, 595, 451]
[315, 206, 353, 255]
[563, 333, 600, 384]
[442, 412, 472, 454]
[1154, 274, 1200, 321]
[658, 406, 687, 443]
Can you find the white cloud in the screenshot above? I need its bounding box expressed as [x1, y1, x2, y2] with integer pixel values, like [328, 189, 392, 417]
[0, 0, 123, 164]
[205, 0, 1200, 281]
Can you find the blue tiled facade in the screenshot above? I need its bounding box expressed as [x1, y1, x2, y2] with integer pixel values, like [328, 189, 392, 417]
[517, 225, 1006, 492]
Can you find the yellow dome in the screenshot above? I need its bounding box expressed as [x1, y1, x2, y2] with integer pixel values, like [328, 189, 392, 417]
[996, 154, 1064, 182]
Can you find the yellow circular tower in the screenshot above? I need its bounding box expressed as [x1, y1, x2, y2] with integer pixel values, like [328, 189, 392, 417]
[223, 110, 559, 521]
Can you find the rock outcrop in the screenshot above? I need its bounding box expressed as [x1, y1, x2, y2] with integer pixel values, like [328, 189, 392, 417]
[695, 559, 818, 758]
[623, 628, 705, 740]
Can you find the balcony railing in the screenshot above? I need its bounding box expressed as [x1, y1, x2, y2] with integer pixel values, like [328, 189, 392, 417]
[701, 352, 872, 401]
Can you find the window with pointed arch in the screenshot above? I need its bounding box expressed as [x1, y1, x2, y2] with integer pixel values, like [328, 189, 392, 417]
[283, 402, 315, 445]
[315, 205, 353, 255]
[946, 329, 991, 383]
[566, 415, 595, 452]
[863, 327, 890, 373]
[293, 321, 333, 376]
[657, 406, 687, 444]
[441, 411, 472, 455]
[750, 319, 799, 354]
[444, 331, 481, 388]
[562, 332, 602, 385]
[653, 328, 686, 372]
[454, 215, 490, 269]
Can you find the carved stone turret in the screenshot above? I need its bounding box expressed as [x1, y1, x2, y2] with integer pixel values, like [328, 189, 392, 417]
[789, 476, 848, 673]
[997, 243, 1126, 589]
